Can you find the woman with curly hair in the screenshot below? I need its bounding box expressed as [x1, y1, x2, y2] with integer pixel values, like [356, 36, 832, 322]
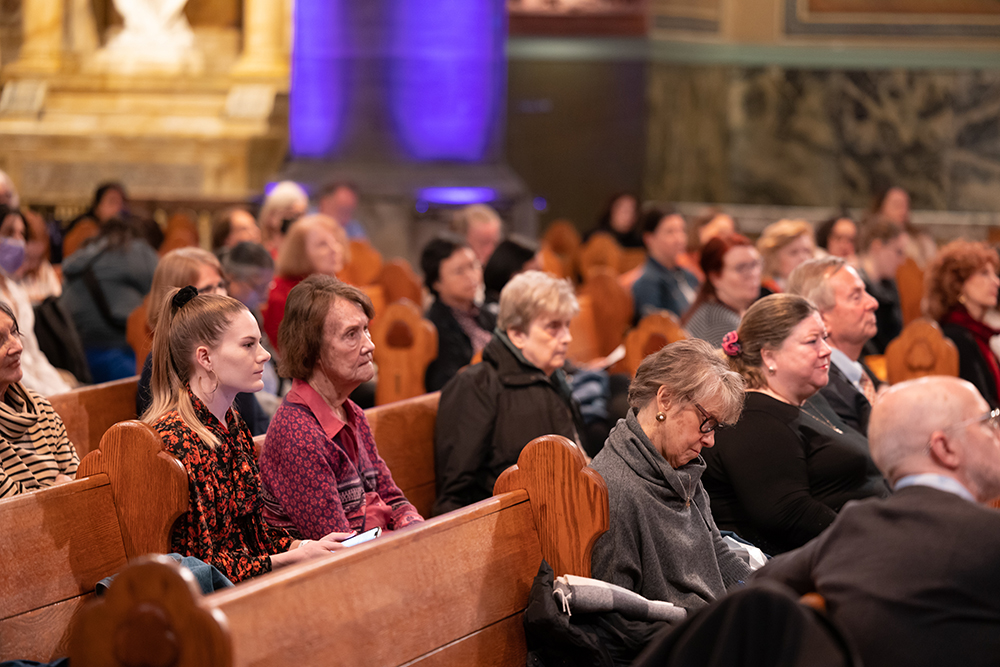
[926, 240, 1000, 408]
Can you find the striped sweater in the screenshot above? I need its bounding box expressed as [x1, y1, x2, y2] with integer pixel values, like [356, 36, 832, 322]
[0, 383, 79, 498]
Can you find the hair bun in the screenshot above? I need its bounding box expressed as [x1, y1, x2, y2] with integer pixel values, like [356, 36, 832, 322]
[172, 285, 199, 312]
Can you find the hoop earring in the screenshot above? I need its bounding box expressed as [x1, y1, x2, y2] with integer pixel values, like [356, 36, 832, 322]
[199, 370, 219, 397]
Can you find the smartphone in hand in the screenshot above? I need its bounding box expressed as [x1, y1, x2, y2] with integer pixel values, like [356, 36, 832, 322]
[341, 526, 382, 547]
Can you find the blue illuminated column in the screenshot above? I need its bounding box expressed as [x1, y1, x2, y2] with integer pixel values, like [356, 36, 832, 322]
[389, 0, 505, 162]
[289, 0, 505, 163]
[289, 0, 348, 158]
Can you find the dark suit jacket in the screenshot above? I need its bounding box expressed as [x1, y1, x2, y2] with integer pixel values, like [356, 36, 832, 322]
[754, 485, 1000, 667]
[819, 360, 881, 438]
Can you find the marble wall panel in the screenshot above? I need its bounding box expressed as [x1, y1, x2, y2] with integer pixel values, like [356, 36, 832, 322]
[646, 64, 1000, 213]
[644, 64, 730, 203]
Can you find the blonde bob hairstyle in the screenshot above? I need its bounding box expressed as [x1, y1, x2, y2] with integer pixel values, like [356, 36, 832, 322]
[276, 214, 349, 279]
[146, 248, 223, 330]
[258, 181, 308, 246]
[497, 270, 579, 333]
[142, 289, 249, 449]
[727, 293, 819, 390]
[925, 240, 999, 322]
[628, 338, 745, 425]
[757, 219, 815, 281]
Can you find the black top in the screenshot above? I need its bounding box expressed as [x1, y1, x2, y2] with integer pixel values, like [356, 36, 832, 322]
[424, 299, 494, 393]
[702, 391, 889, 555]
[818, 360, 882, 437]
[941, 321, 999, 409]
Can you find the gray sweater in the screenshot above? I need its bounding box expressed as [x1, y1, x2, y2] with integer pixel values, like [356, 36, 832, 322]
[589, 410, 752, 611]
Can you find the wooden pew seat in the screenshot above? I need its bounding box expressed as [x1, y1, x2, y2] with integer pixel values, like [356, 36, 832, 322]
[68, 434, 608, 667]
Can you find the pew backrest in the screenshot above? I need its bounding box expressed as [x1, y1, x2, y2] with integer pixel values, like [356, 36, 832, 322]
[369, 299, 438, 405]
[885, 318, 959, 384]
[0, 475, 128, 663]
[377, 258, 423, 305]
[48, 375, 140, 459]
[364, 391, 440, 518]
[622, 311, 688, 376]
[579, 267, 634, 358]
[67, 434, 609, 667]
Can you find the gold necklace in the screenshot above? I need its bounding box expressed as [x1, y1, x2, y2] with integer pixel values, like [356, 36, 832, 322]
[800, 406, 843, 434]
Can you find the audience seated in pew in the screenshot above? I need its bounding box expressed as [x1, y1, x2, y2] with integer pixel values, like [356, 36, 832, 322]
[421, 234, 494, 393]
[262, 213, 347, 352]
[631, 207, 699, 323]
[586, 192, 643, 249]
[62, 181, 127, 259]
[260, 275, 423, 539]
[0, 205, 75, 396]
[703, 294, 890, 555]
[680, 207, 736, 282]
[870, 183, 937, 270]
[451, 203, 504, 266]
[789, 257, 883, 436]
[0, 301, 79, 497]
[60, 217, 158, 384]
[856, 217, 907, 354]
[756, 219, 816, 296]
[681, 234, 761, 348]
[754, 376, 1000, 667]
[210, 206, 262, 253]
[590, 339, 752, 611]
[927, 240, 1000, 409]
[814, 212, 859, 265]
[136, 248, 269, 435]
[257, 180, 308, 259]
[433, 271, 590, 516]
[142, 286, 350, 582]
[483, 236, 540, 310]
[318, 180, 368, 241]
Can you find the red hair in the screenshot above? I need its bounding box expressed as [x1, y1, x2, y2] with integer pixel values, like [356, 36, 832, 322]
[681, 234, 753, 325]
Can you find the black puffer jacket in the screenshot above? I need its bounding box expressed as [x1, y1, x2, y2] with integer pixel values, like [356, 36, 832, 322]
[432, 333, 586, 516]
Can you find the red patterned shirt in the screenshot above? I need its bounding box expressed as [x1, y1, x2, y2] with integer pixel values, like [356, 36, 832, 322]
[153, 388, 294, 583]
[260, 379, 424, 539]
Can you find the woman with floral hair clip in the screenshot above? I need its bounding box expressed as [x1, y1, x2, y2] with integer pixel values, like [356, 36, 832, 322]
[702, 294, 889, 555]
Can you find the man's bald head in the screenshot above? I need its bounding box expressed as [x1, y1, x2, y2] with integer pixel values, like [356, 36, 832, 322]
[870, 376, 997, 494]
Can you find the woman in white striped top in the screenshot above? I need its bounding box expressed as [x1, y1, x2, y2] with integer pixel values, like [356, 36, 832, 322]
[0, 301, 78, 497]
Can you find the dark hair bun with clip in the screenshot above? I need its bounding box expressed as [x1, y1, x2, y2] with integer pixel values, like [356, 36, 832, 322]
[172, 285, 199, 312]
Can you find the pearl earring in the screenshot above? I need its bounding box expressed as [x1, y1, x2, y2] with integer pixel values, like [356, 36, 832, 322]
[656, 412, 666, 422]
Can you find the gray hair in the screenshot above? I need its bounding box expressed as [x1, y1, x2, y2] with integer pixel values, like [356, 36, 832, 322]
[452, 204, 503, 236]
[787, 256, 846, 312]
[0, 301, 18, 333]
[629, 338, 745, 425]
[498, 270, 578, 332]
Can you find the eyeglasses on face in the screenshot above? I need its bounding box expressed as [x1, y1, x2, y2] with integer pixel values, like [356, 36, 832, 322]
[942, 408, 1000, 434]
[693, 402, 720, 434]
[197, 280, 230, 295]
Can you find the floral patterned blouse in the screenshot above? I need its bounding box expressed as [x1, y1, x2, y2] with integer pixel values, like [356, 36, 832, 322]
[153, 387, 294, 583]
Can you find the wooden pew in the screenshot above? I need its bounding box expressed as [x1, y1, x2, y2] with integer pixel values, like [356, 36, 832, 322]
[369, 299, 438, 405]
[620, 311, 688, 376]
[0, 421, 187, 662]
[578, 232, 623, 281]
[377, 258, 424, 305]
[885, 318, 959, 384]
[578, 267, 634, 358]
[340, 240, 385, 287]
[365, 392, 440, 519]
[48, 375, 140, 459]
[68, 434, 608, 667]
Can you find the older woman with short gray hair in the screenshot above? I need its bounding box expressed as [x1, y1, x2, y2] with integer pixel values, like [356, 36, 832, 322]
[433, 271, 586, 516]
[589, 338, 751, 611]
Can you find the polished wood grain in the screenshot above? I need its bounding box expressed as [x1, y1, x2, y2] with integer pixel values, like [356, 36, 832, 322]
[370, 299, 438, 405]
[1, 596, 90, 662]
[885, 318, 959, 385]
[579, 267, 634, 358]
[895, 257, 925, 327]
[126, 301, 153, 375]
[378, 258, 424, 305]
[365, 392, 440, 519]
[568, 293, 600, 364]
[494, 434, 609, 578]
[622, 311, 688, 376]
[578, 232, 623, 281]
[341, 240, 385, 287]
[541, 219, 582, 280]
[77, 420, 189, 559]
[48, 375, 139, 459]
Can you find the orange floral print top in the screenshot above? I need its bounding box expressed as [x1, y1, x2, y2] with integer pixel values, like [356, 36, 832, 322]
[153, 387, 294, 582]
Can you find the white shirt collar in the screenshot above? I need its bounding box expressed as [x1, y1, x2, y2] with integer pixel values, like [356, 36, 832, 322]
[894, 473, 977, 503]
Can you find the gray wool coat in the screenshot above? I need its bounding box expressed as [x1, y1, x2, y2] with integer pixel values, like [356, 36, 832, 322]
[589, 410, 752, 611]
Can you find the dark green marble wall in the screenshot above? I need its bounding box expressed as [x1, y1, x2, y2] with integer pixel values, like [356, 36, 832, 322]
[645, 63, 1000, 212]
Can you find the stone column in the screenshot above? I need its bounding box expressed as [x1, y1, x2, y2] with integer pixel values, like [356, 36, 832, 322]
[232, 0, 288, 78]
[14, 0, 64, 73]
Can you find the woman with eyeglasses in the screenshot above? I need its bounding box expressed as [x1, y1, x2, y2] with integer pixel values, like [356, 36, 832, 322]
[589, 338, 752, 612]
[702, 294, 890, 556]
[134, 248, 269, 435]
[681, 234, 762, 348]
